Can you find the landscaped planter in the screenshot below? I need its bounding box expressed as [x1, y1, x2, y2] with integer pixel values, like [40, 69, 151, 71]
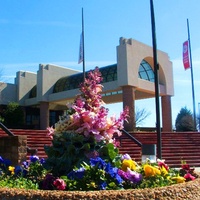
[0, 176, 200, 200]
[1, 69, 199, 200]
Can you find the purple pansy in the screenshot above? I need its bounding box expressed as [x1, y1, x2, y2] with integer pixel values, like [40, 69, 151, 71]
[30, 155, 39, 163]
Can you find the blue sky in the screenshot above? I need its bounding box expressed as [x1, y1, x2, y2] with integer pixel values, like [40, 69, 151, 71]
[0, 0, 200, 128]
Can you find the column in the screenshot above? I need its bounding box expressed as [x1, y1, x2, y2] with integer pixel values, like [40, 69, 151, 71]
[122, 86, 136, 131]
[161, 95, 172, 132]
[40, 102, 49, 130]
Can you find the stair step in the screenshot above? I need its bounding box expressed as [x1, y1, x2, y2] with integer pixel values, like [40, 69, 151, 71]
[1, 130, 200, 167]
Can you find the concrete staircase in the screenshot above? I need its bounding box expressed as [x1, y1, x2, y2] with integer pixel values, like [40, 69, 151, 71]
[116, 132, 200, 167]
[1, 129, 200, 167]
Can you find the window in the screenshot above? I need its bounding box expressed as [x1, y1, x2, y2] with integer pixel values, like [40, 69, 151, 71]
[53, 64, 117, 93]
[138, 60, 154, 82]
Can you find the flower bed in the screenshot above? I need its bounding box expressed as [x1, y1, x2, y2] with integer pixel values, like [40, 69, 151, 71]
[0, 176, 200, 200]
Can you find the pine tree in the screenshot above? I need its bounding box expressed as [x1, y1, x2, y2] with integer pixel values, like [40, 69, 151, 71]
[175, 107, 195, 131]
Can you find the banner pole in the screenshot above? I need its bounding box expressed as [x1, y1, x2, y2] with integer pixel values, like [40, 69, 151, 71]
[82, 8, 85, 82]
[187, 18, 196, 130]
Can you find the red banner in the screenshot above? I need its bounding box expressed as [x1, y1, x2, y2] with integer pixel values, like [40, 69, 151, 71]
[183, 40, 190, 70]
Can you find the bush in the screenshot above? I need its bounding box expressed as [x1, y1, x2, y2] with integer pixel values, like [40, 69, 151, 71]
[3, 102, 24, 128]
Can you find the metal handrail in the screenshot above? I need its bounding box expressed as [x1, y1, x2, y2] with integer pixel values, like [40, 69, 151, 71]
[0, 122, 15, 136]
[121, 129, 142, 147]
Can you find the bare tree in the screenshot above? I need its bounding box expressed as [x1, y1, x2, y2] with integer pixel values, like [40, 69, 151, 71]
[135, 107, 151, 126]
[197, 114, 200, 132]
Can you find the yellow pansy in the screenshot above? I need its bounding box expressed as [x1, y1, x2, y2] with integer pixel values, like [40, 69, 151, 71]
[87, 182, 97, 189]
[171, 176, 186, 183]
[8, 166, 15, 175]
[122, 159, 137, 171]
[160, 166, 168, 176]
[143, 164, 161, 177]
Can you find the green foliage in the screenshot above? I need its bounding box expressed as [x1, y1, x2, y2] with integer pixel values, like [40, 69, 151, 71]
[44, 132, 121, 177]
[62, 161, 122, 191]
[3, 102, 24, 128]
[0, 115, 4, 123]
[26, 159, 47, 183]
[175, 107, 195, 131]
[44, 132, 97, 176]
[0, 154, 197, 191]
[0, 156, 48, 190]
[99, 143, 121, 168]
[0, 176, 38, 189]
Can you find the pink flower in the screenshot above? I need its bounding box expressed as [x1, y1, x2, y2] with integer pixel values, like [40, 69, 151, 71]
[53, 178, 66, 190]
[47, 126, 54, 139]
[184, 173, 196, 181]
[82, 111, 96, 123]
[157, 159, 169, 171]
[51, 67, 129, 144]
[113, 139, 120, 147]
[94, 84, 102, 93]
[75, 98, 85, 108]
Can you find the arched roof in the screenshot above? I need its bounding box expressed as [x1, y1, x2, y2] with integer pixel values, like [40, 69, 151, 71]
[28, 60, 154, 98]
[53, 64, 118, 93]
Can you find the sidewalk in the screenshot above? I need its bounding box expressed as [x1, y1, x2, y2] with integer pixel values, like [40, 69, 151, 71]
[195, 167, 200, 173]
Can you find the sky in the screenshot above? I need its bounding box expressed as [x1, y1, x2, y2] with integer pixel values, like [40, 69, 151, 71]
[0, 0, 200, 128]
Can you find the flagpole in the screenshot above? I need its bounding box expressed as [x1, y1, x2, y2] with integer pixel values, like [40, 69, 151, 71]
[187, 18, 197, 130]
[150, 0, 162, 159]
[82, 7, 86, 82]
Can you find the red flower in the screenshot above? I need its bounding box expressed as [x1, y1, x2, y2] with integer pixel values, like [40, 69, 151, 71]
[181, 164, 190, 171]
[53, 178, 66, 190]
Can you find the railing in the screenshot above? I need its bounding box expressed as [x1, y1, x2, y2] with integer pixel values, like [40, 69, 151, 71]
[0, 122, 15, 136]
[121, 129, 142, 147]
[0, 122, 37, 155]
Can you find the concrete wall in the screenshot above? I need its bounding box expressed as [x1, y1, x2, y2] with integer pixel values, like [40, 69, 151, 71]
[37, 64, 79, 102]
[0, 82, 17, 105]
[117, 37, 174, 97]
[15, 71, 37, 105]
[0, 136, 27, 166]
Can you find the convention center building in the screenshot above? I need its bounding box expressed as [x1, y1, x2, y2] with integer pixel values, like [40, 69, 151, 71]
[0, 37, 174, 131]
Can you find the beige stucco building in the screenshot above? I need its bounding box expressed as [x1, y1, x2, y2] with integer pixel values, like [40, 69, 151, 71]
[0, 37, 174, 131]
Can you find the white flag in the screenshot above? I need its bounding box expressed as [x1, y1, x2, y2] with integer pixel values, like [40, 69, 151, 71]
[78, 32, 83, 64]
